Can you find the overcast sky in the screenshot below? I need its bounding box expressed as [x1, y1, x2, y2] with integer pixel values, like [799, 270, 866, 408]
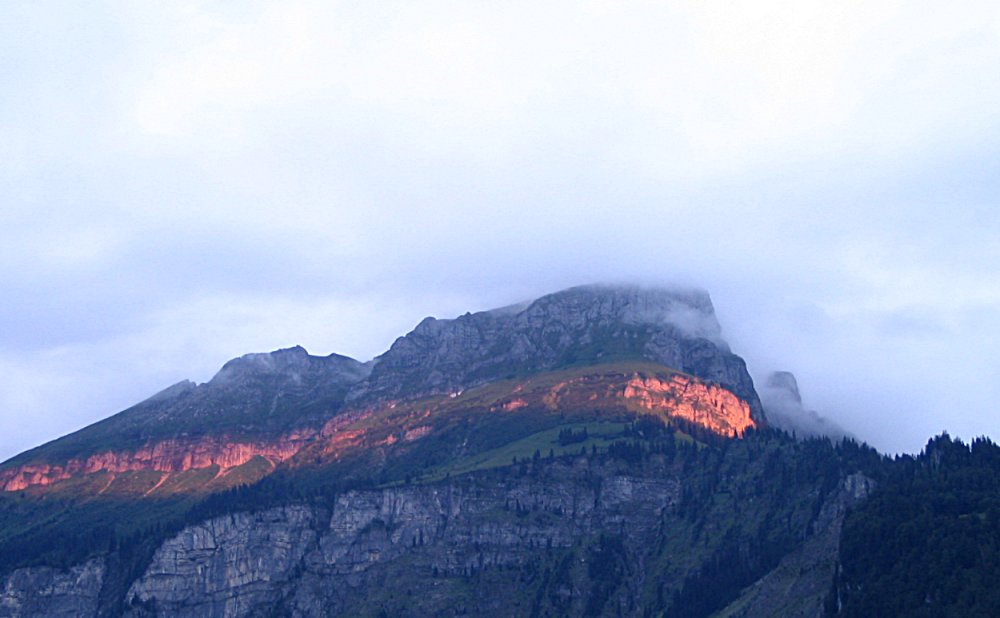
[2, 1, 998, 459]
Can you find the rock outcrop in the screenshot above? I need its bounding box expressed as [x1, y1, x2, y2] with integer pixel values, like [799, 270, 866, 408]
[0, 435, 311, 492]
[124, 461, 682, 617]
[0, 559, 104, 618]
[623, 373, 755, 436]
[0, 285, 764, 495]
[353, 285, 762, 418]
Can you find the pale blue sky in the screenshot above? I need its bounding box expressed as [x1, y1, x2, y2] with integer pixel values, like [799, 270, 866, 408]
[2, 1, 999, 458]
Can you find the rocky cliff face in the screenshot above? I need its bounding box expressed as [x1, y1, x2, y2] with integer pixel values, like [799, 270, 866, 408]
[123, 460, 679, 617]
[0, 559, 104, 618]
[353, 285, 762, 419]
[0, 440, 857, 618]
[0, 435, 311, 493]
[622, 373, 754, 437]
[0, 285, 762, 496]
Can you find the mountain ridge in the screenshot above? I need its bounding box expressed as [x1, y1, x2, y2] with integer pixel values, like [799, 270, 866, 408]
[351, 284, 759, 412]
[2, 283, 999, 617]
[0, 284, 761, 495]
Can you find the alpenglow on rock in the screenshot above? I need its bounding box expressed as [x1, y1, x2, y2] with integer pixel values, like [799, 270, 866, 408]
[6, 282, 902, 618]
[352, 284, 763, 419]
[0, 283, 766, 496]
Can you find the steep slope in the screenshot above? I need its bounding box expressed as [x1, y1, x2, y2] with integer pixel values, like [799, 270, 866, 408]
[2, 430, 871, 618]
[831, 435, 1000, 616]
[0, 284, 759, 498]
[0, 347, 369, 494]
[2, 283, 857, 618]
[354, 284, 762, 418]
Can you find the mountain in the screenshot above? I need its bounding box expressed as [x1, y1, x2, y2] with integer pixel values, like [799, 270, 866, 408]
[0, 284, 997, 617]
[353, 285, 760, 414]
[0, 347, 368, 494]
[0, 284, 759, 497]
[758, 371, 852, 442]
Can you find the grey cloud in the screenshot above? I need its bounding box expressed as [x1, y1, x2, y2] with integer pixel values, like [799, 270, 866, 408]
[759, 372, 853, 442]
[0, 1, 998, 459]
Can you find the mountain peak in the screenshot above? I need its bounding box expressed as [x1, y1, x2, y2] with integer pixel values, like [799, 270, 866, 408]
[354, 284, 759, 418]
[522, 284, 724, 345]
[139, 379, 197, 405]
[0, 283, 764, 496]
[210, 346, 366, 387]
[760, 370, 850, 441]
[765, 371, 802, 405]
[211, 346, 312, 383]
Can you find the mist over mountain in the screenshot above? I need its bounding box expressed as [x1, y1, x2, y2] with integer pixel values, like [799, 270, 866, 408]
[0, 284, 997, 618]
[4, 1, 998, 615]
[759, 371, 853, 442]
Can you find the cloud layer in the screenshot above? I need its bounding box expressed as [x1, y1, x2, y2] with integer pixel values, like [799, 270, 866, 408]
[2, 1, 999, 458]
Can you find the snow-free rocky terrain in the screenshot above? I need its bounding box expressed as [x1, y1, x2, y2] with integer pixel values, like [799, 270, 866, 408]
[1, 285, 996, 617]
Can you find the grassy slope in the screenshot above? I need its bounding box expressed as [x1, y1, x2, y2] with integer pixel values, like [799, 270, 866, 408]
[276, 360, 700, 489]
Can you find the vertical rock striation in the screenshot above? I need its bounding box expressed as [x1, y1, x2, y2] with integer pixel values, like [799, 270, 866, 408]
[124, 461, 682, 617]
[0, 559, 104, 618]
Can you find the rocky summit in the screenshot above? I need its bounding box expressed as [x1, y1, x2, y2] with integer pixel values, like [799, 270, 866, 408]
[0, 284, 761, 497]
[1, 284, 998, 617]
[353, 285, 760, 414]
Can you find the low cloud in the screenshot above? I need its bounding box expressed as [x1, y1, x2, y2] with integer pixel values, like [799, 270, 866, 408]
[1, 1, 998, 458]
[758, 372, 853, 442]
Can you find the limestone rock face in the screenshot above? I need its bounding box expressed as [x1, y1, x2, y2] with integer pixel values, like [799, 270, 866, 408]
[0, 559, 104, 618]
[125, 507, 320, 618]
[0, 284, 765, 495]
[623, 373, 755, 436]
[354, 285, 763, 419]
[0, 436, 312, 492]
[124, 461, 681, 617]
[115, 450, 860, 618]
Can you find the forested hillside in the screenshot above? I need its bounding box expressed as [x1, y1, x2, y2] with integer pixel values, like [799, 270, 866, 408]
[832, 434, 1000, 617]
